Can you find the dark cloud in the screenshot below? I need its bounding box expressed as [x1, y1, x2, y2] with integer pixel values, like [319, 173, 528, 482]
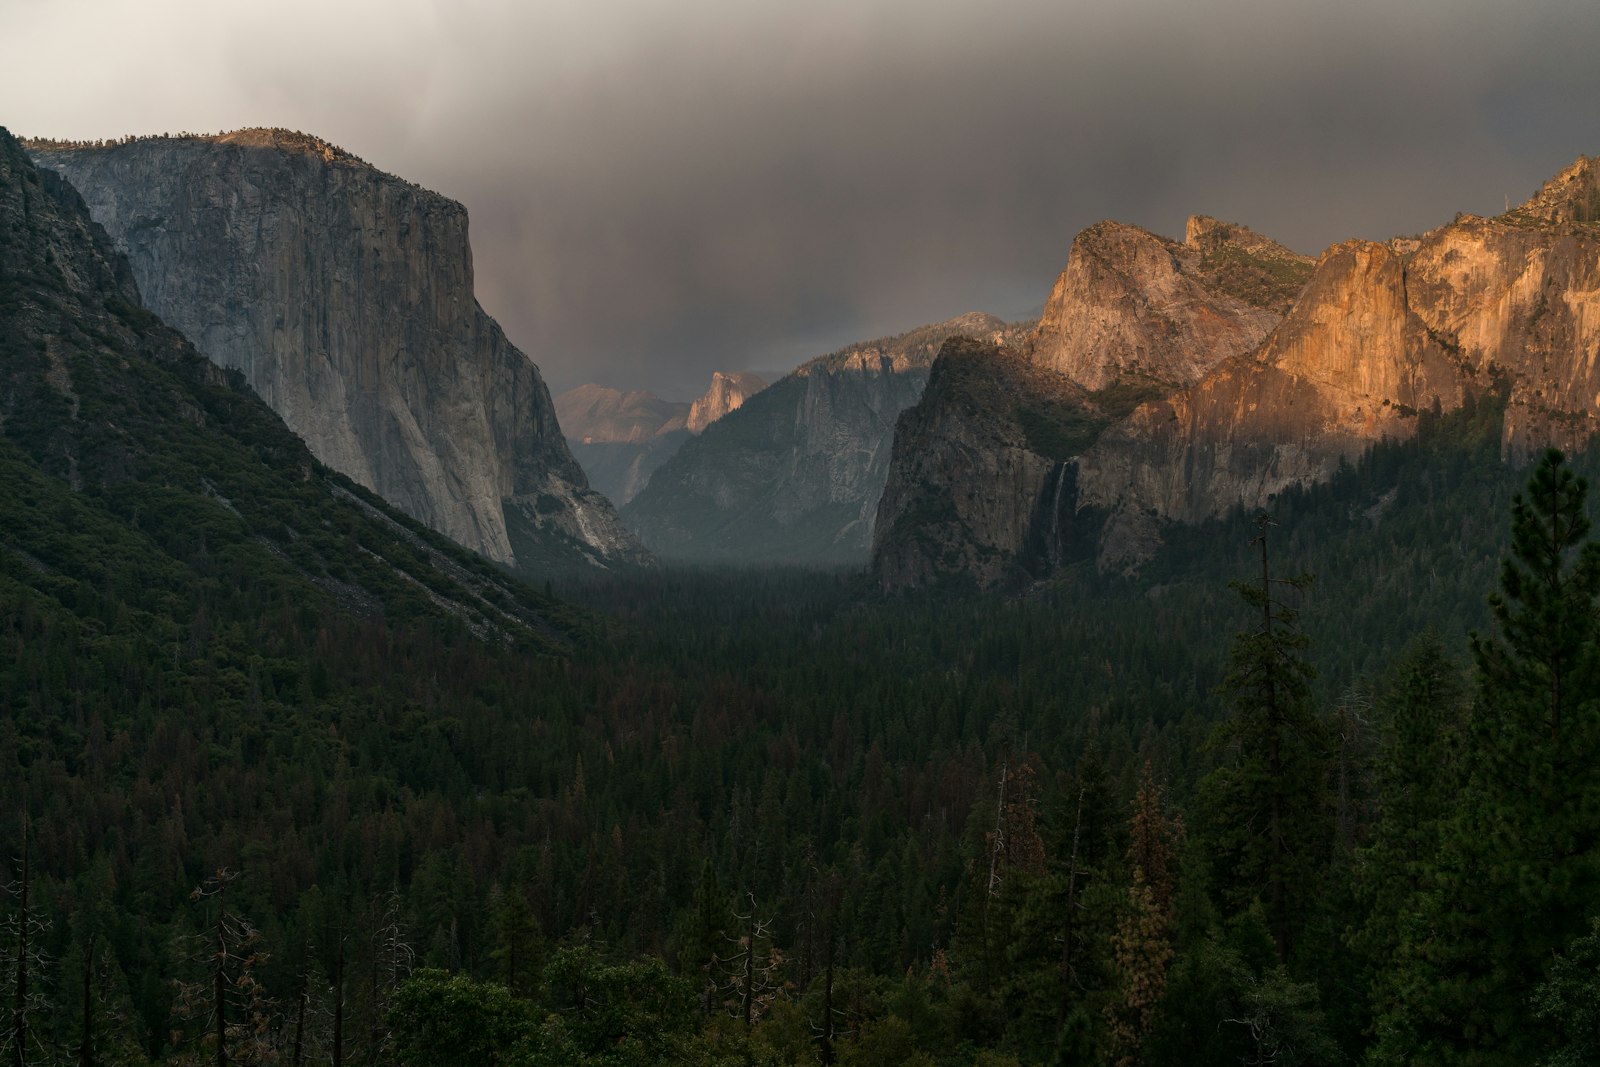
[7, 0, 1600, 398]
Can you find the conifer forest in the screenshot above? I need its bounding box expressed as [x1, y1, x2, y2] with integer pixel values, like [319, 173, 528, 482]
[5, 360, 1600, 1065]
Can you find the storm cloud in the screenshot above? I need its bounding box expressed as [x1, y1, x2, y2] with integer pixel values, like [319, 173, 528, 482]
[7, 0, 1600, 397]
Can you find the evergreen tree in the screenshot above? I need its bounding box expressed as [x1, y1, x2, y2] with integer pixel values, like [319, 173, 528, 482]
[1351, 634, 1469, 1048]
[486, 885, 543, 999]
[1373, 449, 1600, 1065]
[1199, 514, 1331, 964]
[672, 860, 734, 1017]
[1533, 916, 1600, 1067]
[1104, 761, 1180, 1067]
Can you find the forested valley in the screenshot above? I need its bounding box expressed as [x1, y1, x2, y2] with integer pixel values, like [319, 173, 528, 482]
[7, 383, 1600, 1066]
[6, 116, 1600, 1067]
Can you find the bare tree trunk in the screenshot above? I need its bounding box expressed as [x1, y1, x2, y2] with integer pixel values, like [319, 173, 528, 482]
[741, 905, 755, 1029]
[819, 936, 835, 1066]
[12, 820, 28, 1067]
[215, 902, 228, 1067]
[291, 980, 307, 1067]
[78, 934, 94, 1067]
[332, 936, 344, 1067]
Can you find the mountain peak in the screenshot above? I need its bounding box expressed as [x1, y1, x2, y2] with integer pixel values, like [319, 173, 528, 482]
[1185, 214, 1308, 262]
[686, 370, 768, 434]
[1507, 154, 1600, 226]
[1026, 216, 1300, 391]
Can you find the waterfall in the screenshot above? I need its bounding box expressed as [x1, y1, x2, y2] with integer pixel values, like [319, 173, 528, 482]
[1049, 461, 1068, 570]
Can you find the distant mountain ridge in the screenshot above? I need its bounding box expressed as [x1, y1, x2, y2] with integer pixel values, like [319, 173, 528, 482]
[26, 127, 650, 574]
[557, 384, 691, 445]
[873, 154, 1600, 587]
[556, 371, 767, 505]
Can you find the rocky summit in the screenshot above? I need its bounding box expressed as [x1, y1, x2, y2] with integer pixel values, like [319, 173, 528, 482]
[27, 128, 649, 572]
[871, 214, 1310, 585]
[873, 156, 1600, 586]
[1025, 216, 1311, 390]
[685, 370, 766, 434]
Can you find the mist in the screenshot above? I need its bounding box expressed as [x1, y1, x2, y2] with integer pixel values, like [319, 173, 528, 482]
[6, 0, 1600, 397]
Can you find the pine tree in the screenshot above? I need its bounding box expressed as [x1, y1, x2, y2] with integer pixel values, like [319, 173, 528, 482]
[1199, 513, 1331, 964]
[485, 885, 543, 999]
[1104, 761, 1181, 1067]
[1373, 449, 1600, 1065]
[674, 860, 734, 1017]
[1352, 634, 1469, 1048]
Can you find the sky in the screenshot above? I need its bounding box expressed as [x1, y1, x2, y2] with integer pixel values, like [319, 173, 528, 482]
[6, 0, 1600, 399]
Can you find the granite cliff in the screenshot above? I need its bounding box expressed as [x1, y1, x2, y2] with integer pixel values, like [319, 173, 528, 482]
[686, 371, 766, 433]
[27, 128, 648, 572]
[1026, 217, 1310, 390]
[873, 216, 1309, 584]
[626, 312, 1022, 564]
[1079, 162, 1600, 566]
[0, 125, 585, 647]
[872, 337, 1107, 588]
[874, 157, 1600, 586]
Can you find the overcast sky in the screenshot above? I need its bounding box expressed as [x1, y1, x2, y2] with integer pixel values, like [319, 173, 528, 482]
[6, 0, 1600, 398]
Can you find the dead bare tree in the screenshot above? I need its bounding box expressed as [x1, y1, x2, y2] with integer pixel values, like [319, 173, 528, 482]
[172, 868, 275, 1067]
[0, 819, 50, 1067]
[718, 893, 783, 1028]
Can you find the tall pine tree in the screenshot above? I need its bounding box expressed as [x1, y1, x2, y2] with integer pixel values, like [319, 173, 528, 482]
[1199, 513, 1331, 965]
[1372, 449, 1600, 1065]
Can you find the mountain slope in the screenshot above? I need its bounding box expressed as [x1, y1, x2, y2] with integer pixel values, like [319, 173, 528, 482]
[0, 125, 588, 653]
[26, 128, 648, 573]
[556, 384, 690, 444]
[873, 157, 1600, 586]
[624, 312, 1023, 564]
[871, 215, 1308, 585]
[1079, 163, 1600, 565]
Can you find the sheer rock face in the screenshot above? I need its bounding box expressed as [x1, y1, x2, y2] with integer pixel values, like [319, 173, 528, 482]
[1403, 208, 1600, 456]
[875, 157, 1600, 585]
[625, 312, 1023, 564]
[870, 216, 1309, 586]
[28, 129, 648, 570]
[1078, 174, 1600, 568]
[871, 338, 1101, 589]
[686, 371, 767, 434]
[1025, 217, 1311, 390]
[1077, 240, 1466, 549]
